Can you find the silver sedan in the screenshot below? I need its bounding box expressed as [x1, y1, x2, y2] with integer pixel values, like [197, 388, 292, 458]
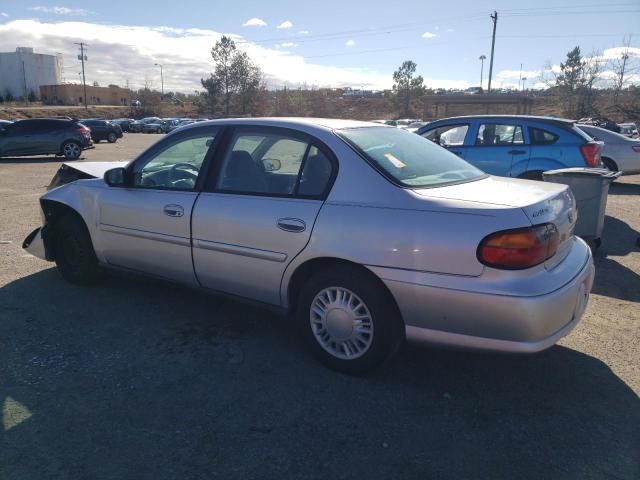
[24, 118, 594, 374]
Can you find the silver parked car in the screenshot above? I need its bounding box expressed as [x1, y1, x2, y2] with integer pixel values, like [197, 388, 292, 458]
[23, 118, 594, 374]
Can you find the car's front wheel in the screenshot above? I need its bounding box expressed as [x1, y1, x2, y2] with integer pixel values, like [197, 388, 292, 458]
[296, 266, 403, 374]
[61, 141, 82, 160]
[54, 214, 103, 285]
[107, 132, 117, 143]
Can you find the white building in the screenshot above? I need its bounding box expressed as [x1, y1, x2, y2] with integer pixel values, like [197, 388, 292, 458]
[0, 47, 62, 100]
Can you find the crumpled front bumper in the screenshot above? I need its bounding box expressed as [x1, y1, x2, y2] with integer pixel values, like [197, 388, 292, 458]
[22, 227, 49, 261]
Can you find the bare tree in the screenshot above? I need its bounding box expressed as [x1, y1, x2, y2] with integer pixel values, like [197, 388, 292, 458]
[612, 35, 634, 104]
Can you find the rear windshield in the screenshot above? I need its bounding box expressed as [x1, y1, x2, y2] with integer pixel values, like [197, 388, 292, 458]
[339, 126, 485, 188]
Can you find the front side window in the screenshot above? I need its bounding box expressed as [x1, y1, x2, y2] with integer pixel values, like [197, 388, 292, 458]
[132, 131, 217, 190]
[215, 130, 334, 197]
[475, 124, 524, 146]
[422, 124, 469, 146]
[340, 127, 485, 188]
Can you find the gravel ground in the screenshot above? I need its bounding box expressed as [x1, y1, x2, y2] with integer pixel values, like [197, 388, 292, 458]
[1, 134, 639, 479]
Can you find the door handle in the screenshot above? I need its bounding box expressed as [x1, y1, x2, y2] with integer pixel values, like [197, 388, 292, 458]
[163, 204, 184, 217]
[509, 149, 527, 155]
[277, 217, 306, 233]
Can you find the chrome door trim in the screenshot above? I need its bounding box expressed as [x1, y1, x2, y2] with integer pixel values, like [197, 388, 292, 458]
[194, 239, 287, 263]
[99, 223, 191, 247]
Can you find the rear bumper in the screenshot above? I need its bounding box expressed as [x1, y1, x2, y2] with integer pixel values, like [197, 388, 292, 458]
[379, 237, 595, 353]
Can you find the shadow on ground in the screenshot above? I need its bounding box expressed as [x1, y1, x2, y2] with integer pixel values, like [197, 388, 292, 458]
[591, 215, 640, 302]
[608, 181, 640, 196]
[1, 269, 638, 479]
[0, 156, 88, 164]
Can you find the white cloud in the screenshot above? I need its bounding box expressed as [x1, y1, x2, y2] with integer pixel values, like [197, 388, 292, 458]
[446, 28, 453, 32]
[496, 69, 541, 80]
[242, 17, 267, 27]
[345, 39, 355, 47]
[29, 6, 90, 16]
[422, 31, 438, 39]
[278, 42, 298, 48]
[276, 20, 293, 29]
[1, 12, 9, 17]
[0, 19, 395, 90]
[298, 30, 309, 35]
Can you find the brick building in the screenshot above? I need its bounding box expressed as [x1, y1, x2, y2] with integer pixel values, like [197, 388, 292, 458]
[40, 84, 132, 106]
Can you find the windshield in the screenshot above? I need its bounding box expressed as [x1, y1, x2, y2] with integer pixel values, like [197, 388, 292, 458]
[339, 127, 486, 188]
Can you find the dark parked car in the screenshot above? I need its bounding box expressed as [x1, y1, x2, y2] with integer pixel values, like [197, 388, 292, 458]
[110, 118, 135, 132]
[81, 119, 123, 143]
[0, 119, 13, 129]
[0, 118, 92, 160]
[130, 117, 163, 133]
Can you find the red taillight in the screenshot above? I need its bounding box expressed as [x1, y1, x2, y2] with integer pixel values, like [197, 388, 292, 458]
[75, 126, 90, 134]
[477, 224, 559, 270]
[580, 142, 601, 167]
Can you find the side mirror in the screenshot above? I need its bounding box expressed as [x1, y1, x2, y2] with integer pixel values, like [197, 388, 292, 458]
[104, 167, 127, 187]
[261, 158, 282, 172]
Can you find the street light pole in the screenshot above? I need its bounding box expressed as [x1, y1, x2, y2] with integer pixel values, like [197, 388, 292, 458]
[155, 63, 164, 96]
[479, 55, 486, 90]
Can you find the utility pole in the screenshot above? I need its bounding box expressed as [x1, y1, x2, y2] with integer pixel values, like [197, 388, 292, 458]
[487, 11, 498, 94]
[75, 42, 88, 110]
[518, 63, 523, 90]
[155, 63, 164, 96]
[479, 55, 486, 90]
[22, 61, 28, 103]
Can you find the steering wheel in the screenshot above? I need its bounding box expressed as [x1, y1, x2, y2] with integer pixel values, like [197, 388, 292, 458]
[168, 163, 199, 183]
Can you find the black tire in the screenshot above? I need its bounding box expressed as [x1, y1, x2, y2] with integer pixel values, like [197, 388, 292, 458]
[518, 170, 544, 181]
[61, 140, 82, 160]
[54, 214, 103, 285]
[107, 132, 117, 143]
[296, 265, 403, 375]
[602, 157, 618, 172]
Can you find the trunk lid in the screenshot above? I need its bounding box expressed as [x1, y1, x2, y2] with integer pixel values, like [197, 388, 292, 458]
[413, 175, 577, 269]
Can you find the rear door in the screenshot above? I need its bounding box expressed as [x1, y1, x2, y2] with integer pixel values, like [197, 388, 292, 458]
[192, 126, 336, 305]
[1, 121, 43, 155]
[464, 121, 529, 176]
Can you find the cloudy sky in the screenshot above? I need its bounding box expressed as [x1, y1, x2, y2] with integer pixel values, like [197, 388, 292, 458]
[0, 0, 638, 92]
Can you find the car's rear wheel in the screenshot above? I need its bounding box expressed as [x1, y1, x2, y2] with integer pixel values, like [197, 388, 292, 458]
[54, 214, 103, 285]
[296, 266, 402, 375]
[107, 132, 117, 143]
[61, 141, 82, 160]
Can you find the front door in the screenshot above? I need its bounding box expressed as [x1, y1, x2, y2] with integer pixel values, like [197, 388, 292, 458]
[464, 122, 529, 176]
[192, 126, 336, 305]
[97, 127, 219, 285]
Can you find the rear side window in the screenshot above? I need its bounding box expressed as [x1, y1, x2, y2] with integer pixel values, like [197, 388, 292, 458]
[422, 124, 469, 146]
[215, 129, 334, 197]
[529, 127, 558, 145]
[475, 124, 524, 145]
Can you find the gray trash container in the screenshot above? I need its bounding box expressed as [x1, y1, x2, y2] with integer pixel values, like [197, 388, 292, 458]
[542, 167, 621, 248]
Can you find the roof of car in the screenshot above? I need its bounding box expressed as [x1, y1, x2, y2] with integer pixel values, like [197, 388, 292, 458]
[189, 117, 384, 131]
[422, 115, 576, 128]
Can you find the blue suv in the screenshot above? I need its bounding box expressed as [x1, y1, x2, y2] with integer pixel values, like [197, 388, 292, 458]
[417, 115, 602, 179]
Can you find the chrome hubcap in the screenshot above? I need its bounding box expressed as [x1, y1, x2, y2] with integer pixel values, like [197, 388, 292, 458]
[310, 287, 374, 360]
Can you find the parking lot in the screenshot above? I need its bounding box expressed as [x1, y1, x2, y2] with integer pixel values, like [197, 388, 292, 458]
[1, 134, 639, 479]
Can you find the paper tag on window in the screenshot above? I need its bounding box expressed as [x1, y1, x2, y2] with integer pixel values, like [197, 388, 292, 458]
[384, 153, 406, 168]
